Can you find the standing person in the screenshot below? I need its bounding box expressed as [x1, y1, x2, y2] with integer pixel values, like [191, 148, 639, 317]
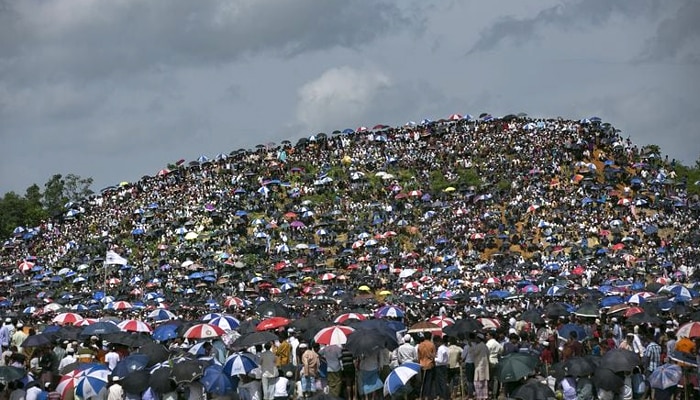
[318, 344, 342, 397]
[447, 337, 463, 398]
[11, 324, 27, 355]
[562, 331, 583, 361]
[340, 345, 356, 400]
[433, 336, 449, 400]
[275, 332, 292, 369]
[485, 331, 503, 399]
[0, 319, 10, 354]
[462, 333, 476, 399]
[643, 335, 661, 373]
[260, 342, 279, 400]
[417, 334, 436, 400]
[272, 370, 294, 400]
[357, 350, 382, 400]
[105, 346, 120, 371]
[300, 343, 319, 398]
[394, 334, 417, 365]
[471, 334, 490, 400]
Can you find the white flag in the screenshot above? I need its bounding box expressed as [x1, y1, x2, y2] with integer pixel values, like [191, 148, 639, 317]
[105, 250, 128, 265]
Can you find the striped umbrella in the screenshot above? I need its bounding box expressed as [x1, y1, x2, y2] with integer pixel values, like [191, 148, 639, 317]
[313, 325, 355, 346]
[118, 319, 152, 333]
[147, 309, 176, 321]
[677, 321, 700, 338]
[74, 365, 110, 399]
[207, 316, 240, 331]
[383, 362, 420, 396]
[428, 316, 455, 329]
[104, 301, 133, 310]
[52, 312, 83, 326]
[223, 352, 259, 376]
[183, 323, 226, 339]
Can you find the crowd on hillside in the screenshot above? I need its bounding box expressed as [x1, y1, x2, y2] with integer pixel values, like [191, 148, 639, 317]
[0, 114, 699, 399]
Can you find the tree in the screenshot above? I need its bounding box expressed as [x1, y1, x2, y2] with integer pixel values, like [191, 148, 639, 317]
[63, 174, 94, 203]
[43, 174, 68, 217]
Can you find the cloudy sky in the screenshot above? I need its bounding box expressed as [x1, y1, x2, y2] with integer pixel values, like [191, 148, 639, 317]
[1, 0, 698, 194]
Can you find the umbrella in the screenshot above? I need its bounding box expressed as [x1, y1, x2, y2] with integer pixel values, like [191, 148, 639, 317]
[121, 370, 151, 394]
[152, 323, 180, 341]
[103, 332, 154, 347]
[20, 333, 53, 348]
[428, 316, 455, 328]
[407, 322, 442, 335]
[172, 359, 204, 384]
[563, 357, 596, 377]
[256, 317, 291, 331]
[497, 353, 539, 382]
[80, 321, 121, 336]
[118, 319, 152, 333]
[558, 324, 587, 341]
[182, 323, 226, 339]
[134, 342, 170, 366]
[383, 361, 420, 396]
[313, 325, 355, 346]
[223, 352, 259, 376]
[334, 313, 366, 324]
[255, 301, 289, 318]
[442, 318, 481, 337]
[207, 315, 240, 331]
[55, 325, 82, 341]
[676, 321, 700, 338]
[112, 354, 150, 379]
[201, 364, 234, 395]
[544, 302, 571, 318]
[519, 310, 545, 325]
[147, 309, 176, 322]
[231, 331, 279, 349]
[601, 349, 641, 372]
[345, 330, 392, 357]
[75, 365, 110, 399]
[375, 305, 404, 318]
[511, 381, 555, 400]
[648, 363, 682, 389]
[0, 366, 25, 384]
[573, 303, 600, 318]
[149, 364, 175, 394]
[593, 367, 624, 391]
[53, 312, 84, 325]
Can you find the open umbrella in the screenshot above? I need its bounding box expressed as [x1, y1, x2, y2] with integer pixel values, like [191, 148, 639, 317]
[383, 361, 420, 396]
[118, 319, 152, 333]
[152, 323, 180, 341]
[593, 367, 624, 391]
[80, 321, 121, 337]
[563, 357, 597, 377]
[519, 310, 545, 325]
[648, 363, 682, 389]
[103, 332, 154, 347]
[121, 370, 151, 395]
[223, 352, 259, 376]
[207, 315, 240, 331]
[511, 381, 555, 400]
[182, 323, 226, 339]
[172, 359, 204, 384]
[676, 321, 700, 338]
[334, 312, 366, 324]
[75, 365, 110, 399]
[313, 325, 355, 346]
[345, 330, 392, 357]
[0, 366, 25, 384]
[255, 301, 289, 318]
[149, 364, 175, 394]
[442, 318, 481, 337]
[20, 333, 53, 348]
[601, 349, 640, 372]
[498, 353, 539, 382]
[558, 324, 587, 341]
[201, 364, 234, 395]
[112, 354, 150, 379]
[407, 321, 442, 336]
[134, 342, 170, 366]
[231, 331, 279, 349]
[256, 317, 291, 331]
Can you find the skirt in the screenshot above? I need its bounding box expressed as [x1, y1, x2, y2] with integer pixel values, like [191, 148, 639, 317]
[358, 369, 382, 395]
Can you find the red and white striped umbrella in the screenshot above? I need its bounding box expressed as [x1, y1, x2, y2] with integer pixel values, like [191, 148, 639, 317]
[429, 316, 455, 328]
[402, 281, 421, 290]
[18, 261, 35, 274]
[320, 273, 336, 281]
[477, 318, 501, 330]
[43, 302, 63, 314]
[677, 322, 700, 338]
[105, 301, 133, 310]
[223, 296, 250, 308]
[334, 313, 366, 324]
[53, 312, 84, 326]
[314, 325, 355, 345]
[106, 278, 121, 285]
[75, 318, 99, 326]
[483, 277, 501, 285]
[268, 288, 282, 295]
[118, 319, 152, 333]
[183, 323, 226, 339]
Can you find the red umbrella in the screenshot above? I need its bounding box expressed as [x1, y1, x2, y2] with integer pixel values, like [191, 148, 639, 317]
[313, 325, 355, 345]
[256, 317, 291, 331]
[53, 312, 84, 326]
[334, 313, 366, 324]
[183, 323, 226, 339]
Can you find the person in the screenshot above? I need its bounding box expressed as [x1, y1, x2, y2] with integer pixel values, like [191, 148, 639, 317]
[275, 332, 292, 368]
[357, 349, 382, 400]
[25, 381, 43, 400]
[462, 333, 475, 399]
[272, 370, 293, 400]
[576, 374, 594, 400]
[300, 343, 319, 398]
[0, 319, 10, 353]
[417, 334, 436, 400]
[10, 323, 27, 355]
[433, 335, 449, 400]
[105, 346, 120, 371]
[643, 335, 661, 373]
[562, 331, 583, 361]
[471, 333, 490, 400]
[484, 331, 502, 399]
[611, 318, 623, 346]
[259, 342, 278, 400]
[58, 347, 76, 372]
[446, 336, 463, 398]
[393, 334, 417, 365]
[318, 344, 342, 397]
[239, 369, 263, 400]
[557, 372, 577, 400]
[340, 345, 356, 400]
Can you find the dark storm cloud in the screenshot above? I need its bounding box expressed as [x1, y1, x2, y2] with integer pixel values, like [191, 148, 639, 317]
[466, 0, 662, 55]
[637, 0, 700, 64]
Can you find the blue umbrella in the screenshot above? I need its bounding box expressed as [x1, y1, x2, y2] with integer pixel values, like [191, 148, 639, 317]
[208, 316, 240, 331]
[558, 324, 587, 341]
[223, 353, 258, 376]
[600, 296, 624, 307]
[75, 365, 110, 399]
[80, 321, 120, 337]
[375, 305, 405, 319]
[383, 361, 420, 396]
[112, 354, 150, 379]
[200, 364, 234, 395]
[648, 363, 682, 389]
[152, 323, 180, 342]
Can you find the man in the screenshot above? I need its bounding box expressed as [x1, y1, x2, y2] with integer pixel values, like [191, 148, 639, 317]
[562, 331, 583, 361]
[394, 334, 417, 365]
[0, 318, 10, 353]
[11, 323, 27, 354]
[105, 345, 121, 371]
[643, 335, 662, 373]
[300, 343, 319, 398]
[259, 342, 278, 400]
[107, 376, 125, 400]
[462, 333, 476, 399]
[417, 334, 436, 400]
[319, 344, 343, 397]
[433, 335, 449, 400]
[58, 346, 77, 372]
[274, 331, 291, 368]
[485, 331, 503, 399]
[446, 337, 463, 397]
[471, 333, 490, 400]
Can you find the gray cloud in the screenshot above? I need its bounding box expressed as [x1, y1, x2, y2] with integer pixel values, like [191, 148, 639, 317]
[637, 0, 700, 64]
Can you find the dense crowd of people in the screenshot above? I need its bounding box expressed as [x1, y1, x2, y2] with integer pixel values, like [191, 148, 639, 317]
[0, 113, 699, 400]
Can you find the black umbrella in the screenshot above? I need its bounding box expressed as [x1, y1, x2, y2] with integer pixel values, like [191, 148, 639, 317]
[135, 342, 170, 366]
[626, 312, 663, 326]
[231, 331, 279, 350]
[80, 321, 121, 337]
[21, 333, 53, 348]
[121, 370, 151, 394]
[563, 357, 597, 377]
[345, 330, 390, 357]
[573, 303, 600, 318]
[255, 301, 289, 318]
[0, 366, 26, 384]
[237, 319, 260, 335]
[149, 365, 175, 394]
[498, 353, 539, 383]
[511, 381, 555, 400]
[103, 332, 154, 347]
[601, 349, 641, 372]
[519, 310, 545, 325]
[544, 302, 570, 318]
[593, 368, 624, 392]
[55, 325, 82, 341]
[172, 359, 204, 384]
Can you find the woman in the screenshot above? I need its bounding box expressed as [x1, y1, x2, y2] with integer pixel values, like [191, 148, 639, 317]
[357, 351, 382, 400]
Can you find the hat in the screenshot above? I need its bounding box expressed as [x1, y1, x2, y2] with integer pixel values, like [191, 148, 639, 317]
[111, 376, 120, 382]
[16, 323, 23, 328]
[4, 318, 10, 323]
[666, 320, 674, 325]
[90, 336, 99, 341]
[285, 371, 294, 378]
[298, 343, 308, 349]
[611, 317, 618, 322]
[403, 334, 412, 343]
[476, 333, 485, 340]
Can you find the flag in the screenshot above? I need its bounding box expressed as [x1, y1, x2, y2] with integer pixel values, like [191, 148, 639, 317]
[105, 250, 127, 266]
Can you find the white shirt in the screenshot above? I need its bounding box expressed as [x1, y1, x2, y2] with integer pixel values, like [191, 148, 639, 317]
[105, 351, 120, 371]
[273, 377, 291, 398]
[435, 344, 449, 366]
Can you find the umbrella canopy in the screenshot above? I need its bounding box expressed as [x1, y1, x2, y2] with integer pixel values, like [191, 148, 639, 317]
[183, 323, 226, 339]
[511, 381, 555, 400]
[103, 332, 154, 347]
[345, 330, 394, 357]
[172, 359, 204, 384]
[558, 324, 587, 341]
[256, 317, 291, 331]
[593, 367, 624, 391]
[677, 321, 700, 338]
[497, 353, 539, 382]
[375, 305, 404, 318]
[648, 363, 682, 389]
[383, 361, 420, 396]
[149, 364, 176, 394]
[334, 313, 366, 324]
[75, 365, 110, 399]
[255, 301, 289, 318]
[80, 321, 121, 337]
[20, 333, 53, 348]
[442, 318, 481, 337]
[231, 331, 279, 350]
[601, 349, 641, 372]
[0, 366, 26, 384]
[121, 370, 151, 395]
[53, 312, 84, 325]
[223, 352, 259, 376]
[112, 354, 150, 379]
[118, 319, 152, 333]
[313, 325, 355, 346]
[152, 323, 181, 342]
[407, 321, 442, 335]
[207, 315, 240, 331]
[563, 357, 597, 377]
[201, 364, 234, 395]
[134, 342, 170, 366]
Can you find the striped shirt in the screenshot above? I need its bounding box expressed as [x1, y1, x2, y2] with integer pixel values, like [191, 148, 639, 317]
[644, 342, 662, 372]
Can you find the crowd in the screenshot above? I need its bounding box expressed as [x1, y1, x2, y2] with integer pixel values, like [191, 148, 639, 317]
[0, 113, 699, 400]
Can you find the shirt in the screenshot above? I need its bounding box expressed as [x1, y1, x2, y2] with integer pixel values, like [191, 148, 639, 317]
[395, 343, 417, 364]
[105, 351, 120, 371]
[319, 345, 342, 373]
[301, 349, 319, 377]
[435, 344, 449, 366]
[644, 342, 662, 372]
[486, 338, 503, 365]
